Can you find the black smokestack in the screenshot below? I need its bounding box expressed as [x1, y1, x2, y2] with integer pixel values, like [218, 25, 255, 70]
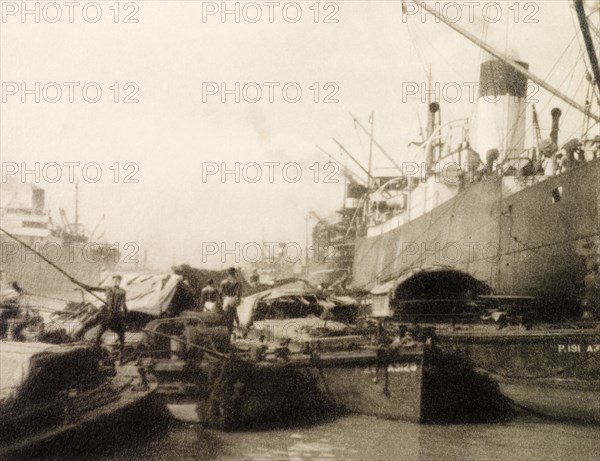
[425, 102, 440, 170]
[550, 108, 562, 146]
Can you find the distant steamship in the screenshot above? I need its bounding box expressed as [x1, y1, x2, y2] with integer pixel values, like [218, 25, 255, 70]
[0, 178, 119, 299]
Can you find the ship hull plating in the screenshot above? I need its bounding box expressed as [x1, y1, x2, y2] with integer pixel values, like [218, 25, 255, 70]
[353, 160, 600, 305]
[0, 234, 118, 299]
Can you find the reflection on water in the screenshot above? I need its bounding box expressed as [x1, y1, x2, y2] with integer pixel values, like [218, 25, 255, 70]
[26, 414, 599, 461]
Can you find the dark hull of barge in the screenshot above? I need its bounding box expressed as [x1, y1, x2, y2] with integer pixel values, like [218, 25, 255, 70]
[0, 363, 158, 460]
[154, 345, 511, 429]
[436, 325, 600, 423]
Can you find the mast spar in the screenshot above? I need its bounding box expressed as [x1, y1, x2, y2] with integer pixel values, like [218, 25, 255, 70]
[409, 0, 600, 123]
[574, 0, 600, 96]
[367, 112, 375, 190]
[331, 138, 377, 184]
[349, 113, 405, 174]
[316, 145, 369, 186]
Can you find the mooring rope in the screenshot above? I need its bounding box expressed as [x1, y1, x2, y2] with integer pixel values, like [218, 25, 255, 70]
[475, 352, 599, 380]
[308, 350, 339, 405]
[141, 328, 228, 359]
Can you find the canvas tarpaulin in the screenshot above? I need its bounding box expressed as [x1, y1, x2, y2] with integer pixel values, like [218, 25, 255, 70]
[237, 280, 316, 328]
[0, 342, 54, 403]
[0, 342, 101, 405]
[86, 271, 183, 317]
[237, 280, 358, 329]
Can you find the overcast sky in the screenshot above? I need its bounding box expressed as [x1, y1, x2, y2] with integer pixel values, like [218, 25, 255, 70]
[2, 0, 598, 269]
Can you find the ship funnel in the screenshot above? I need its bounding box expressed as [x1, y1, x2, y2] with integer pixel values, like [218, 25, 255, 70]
[550, 108, 562, 146]
[474, 58, 529, 160]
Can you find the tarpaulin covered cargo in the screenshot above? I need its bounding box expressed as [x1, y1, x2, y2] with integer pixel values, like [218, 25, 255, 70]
[18, 270, 186, 343]
[237, 280, 358, 330]
[0, 342, 101, 406]
[88, 270, 183, 317]
[237, 280, 317, 328]
[369, 266, 492, 298]
[368, 266, 493, 322]
[0, 342, 54, 403]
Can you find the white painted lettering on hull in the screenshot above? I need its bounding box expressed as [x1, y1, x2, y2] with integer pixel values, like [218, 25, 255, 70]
[557, 344, 600, 353]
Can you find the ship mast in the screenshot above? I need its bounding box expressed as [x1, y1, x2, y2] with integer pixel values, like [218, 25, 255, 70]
[409, 0, 600, 123]
[74, 179, 80, 236]
[424, 65, 440, 171]
[425, 65, 433, 170]
[367, 111, 375, 190]
[573, 0, 600, 96]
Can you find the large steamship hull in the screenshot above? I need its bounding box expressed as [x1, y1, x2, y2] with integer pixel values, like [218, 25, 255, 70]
[353, 159, 600, 303]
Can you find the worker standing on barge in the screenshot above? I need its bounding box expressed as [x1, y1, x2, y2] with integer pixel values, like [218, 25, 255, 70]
[220, 267, 241, 336]
[83, 274, 128, 364]
[199, 279, 222, 313]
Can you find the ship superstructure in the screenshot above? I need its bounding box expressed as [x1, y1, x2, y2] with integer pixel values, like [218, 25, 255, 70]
[350, 0, 600, 315]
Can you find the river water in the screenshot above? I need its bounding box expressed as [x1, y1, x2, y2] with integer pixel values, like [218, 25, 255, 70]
[30, 413, 599, 461]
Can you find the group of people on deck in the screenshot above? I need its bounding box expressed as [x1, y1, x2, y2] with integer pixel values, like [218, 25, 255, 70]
[198, 266, 242, 334]
[469, 136, 598, 182]
[537, 138, 595, 176]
